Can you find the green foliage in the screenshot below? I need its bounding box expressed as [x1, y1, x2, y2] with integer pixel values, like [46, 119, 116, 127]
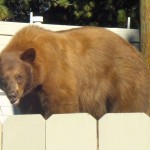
[117, 9, 127, 27]
[1, 0, 139, 28]
[0, 0, 5, 5]
[73, 1, 95, 19]
[0, 0, 11, 20]
[57, 0, 70, 7]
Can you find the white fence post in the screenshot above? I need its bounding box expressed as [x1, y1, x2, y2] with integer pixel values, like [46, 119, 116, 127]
[127, 17, 131, 29]
[30, 12, 43, 24]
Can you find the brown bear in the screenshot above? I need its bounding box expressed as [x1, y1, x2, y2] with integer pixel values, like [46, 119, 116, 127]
[0, 25, 150, 119]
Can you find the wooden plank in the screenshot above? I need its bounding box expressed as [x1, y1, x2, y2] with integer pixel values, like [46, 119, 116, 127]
[107, 28, 139, 42]
[0, 116, 9, 124]
[0, 21, 29, 35]
[0, 21, 80, 35]
[46, 113, 97, 150]
[0, 92, 12, 107]
[2, 115, 45, 150]
[0, 91, 20, 116]
[0, 35, 12, 51]
[98, 113, 150, 150]
[0, 36, 12, 45]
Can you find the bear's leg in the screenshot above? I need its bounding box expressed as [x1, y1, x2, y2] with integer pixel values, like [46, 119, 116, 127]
[41, 91, 80, 119]
[110, 91, 150, 114]
[19, 92, 45, 115]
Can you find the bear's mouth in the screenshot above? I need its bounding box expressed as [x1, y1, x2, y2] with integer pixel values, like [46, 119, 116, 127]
[12, 98, 20, 105]
[7, 90, 23, 105]
[9, 97, 20, 105]
[7, 93, 21, 105]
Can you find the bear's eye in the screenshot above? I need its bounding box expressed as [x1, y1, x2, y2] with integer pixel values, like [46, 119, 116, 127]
[16, 75, 23, 83]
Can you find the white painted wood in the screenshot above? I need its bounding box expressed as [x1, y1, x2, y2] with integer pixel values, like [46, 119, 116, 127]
[98, 113, 150, 150]
[107, 28, 139, 42]
[0, 106, 15, 115]
[0, 93, 12, 106]
[0, 36, 12, 49]
[0, 91, 18, 116]
[46, 113, 97, 150]
[3, 115, 45, 150]
[0, 116, 9, 123]
[0, 122, 1, 150]
[0, 21, 80, 35]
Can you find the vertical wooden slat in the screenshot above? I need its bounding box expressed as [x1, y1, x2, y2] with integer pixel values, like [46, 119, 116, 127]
[98, 113, 150, 150]
[0, 116, 8, 124]
[2, 115, 45, 150]
[46, 113, 97, 150]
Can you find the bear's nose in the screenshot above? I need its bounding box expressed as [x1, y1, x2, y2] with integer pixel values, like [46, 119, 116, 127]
[8, 91, 18, 102]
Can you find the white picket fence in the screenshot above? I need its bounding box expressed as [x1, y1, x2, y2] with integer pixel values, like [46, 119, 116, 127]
[0, 113, 150, 150]
[0, 21, 146, 150]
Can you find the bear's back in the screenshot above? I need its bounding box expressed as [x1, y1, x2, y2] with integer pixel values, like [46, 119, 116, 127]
[1, 25, 150, 119]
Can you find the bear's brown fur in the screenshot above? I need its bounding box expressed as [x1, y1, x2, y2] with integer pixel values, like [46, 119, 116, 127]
[0, 25, 150, 119]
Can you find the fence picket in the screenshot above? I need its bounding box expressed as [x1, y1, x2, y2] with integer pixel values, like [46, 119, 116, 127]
[46, 113, 97, 150]
[98, 113, 150, 150]
[2, 115, 45, 150]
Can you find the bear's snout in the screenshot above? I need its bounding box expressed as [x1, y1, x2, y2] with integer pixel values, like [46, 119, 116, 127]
[7, 91, 20, 105]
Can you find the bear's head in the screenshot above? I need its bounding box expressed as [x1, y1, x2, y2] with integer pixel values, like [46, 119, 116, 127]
[0, 48, 36, 105]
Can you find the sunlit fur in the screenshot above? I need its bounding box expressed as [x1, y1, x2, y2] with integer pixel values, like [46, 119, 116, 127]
[0, 25, 150, 119]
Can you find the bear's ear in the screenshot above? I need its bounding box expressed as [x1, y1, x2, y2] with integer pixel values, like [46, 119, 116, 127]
[20, 48, 36, 63]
